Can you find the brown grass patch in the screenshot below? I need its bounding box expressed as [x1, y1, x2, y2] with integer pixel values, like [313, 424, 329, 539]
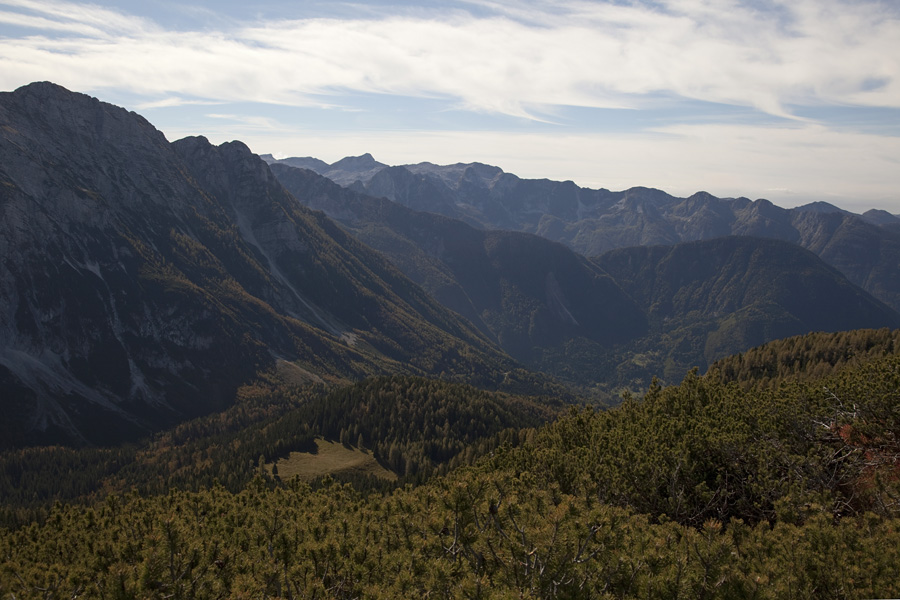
[268, 438, 397, 482]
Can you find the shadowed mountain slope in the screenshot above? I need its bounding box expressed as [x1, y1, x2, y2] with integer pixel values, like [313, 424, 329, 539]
[264, 155, 900, 313]
[271, 163, 900, 392]
[270, 163, 647, 376]
[0, 83, 517, 447]
[593, 236, 900, 383]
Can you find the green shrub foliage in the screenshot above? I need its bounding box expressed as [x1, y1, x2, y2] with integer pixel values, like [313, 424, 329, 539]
[2, 332, 900, 598]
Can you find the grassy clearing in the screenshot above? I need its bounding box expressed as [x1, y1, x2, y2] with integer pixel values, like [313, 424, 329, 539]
[269, 438, 397, 482]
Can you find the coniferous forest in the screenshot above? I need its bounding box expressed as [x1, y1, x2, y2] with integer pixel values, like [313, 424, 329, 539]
[2, 329, 900, 599]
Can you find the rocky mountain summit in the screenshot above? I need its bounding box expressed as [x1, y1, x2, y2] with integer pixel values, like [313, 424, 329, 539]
[0, 83, 514, 446]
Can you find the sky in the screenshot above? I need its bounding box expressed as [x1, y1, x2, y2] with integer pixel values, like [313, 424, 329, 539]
[1, 0, 899, 212]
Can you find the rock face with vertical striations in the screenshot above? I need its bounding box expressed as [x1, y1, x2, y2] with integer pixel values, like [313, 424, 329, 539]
[0, 82, 515, 447]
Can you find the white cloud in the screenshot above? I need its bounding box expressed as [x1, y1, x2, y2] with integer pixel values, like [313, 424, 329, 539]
[135, 97, 221, 109]
[205, 113, 283, 130]
[0, 9, 106, 36]
[0, 0, 158, 36]
[1, 0, 898, 118]
[2, 0, 898, 209]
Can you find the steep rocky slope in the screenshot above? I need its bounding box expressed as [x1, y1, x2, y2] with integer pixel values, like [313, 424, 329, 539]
[0, 83, 515, 446]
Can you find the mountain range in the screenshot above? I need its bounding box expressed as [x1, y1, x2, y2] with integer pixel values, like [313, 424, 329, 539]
[263, 153, 900, 314]
[268, 161, 900, 389]
[2, 82, 899, 447]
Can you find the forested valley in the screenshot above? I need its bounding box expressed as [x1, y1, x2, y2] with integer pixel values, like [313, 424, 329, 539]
[2, 328, 900, 599]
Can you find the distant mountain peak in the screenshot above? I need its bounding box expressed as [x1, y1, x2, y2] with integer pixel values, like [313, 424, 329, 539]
[795, 201, 848, 214]
[261, 154, 330, 173]
[688, 191, 717, 202]
[861, 209, 900, 225]
[330, 153, 383, 171]
[220, 139, 251, 152]
[463, 162, 504, 179]
[173, 134, 211, 149]
[2, 79, 167, 151]
[15, 80, 71, 95]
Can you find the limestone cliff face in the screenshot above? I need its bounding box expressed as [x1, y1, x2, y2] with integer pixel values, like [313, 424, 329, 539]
[0, 82, 232, 445]
[0, 83, 510, 447]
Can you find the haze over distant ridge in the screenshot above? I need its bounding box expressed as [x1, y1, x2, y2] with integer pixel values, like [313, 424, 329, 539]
[264, 152, 900, 316]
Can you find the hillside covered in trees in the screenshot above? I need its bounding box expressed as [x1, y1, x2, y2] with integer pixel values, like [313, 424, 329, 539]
[2, 329, 900, 598]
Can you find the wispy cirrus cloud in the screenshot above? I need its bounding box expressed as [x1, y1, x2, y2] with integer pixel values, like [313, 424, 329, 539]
[135, 97, 222, 110]
[1, 0, 898, 118]
[0, 9, 108, 36]
[206, 112, 285, 131]
[0, 0, 158, 37]
[1, 0, 899, 209]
